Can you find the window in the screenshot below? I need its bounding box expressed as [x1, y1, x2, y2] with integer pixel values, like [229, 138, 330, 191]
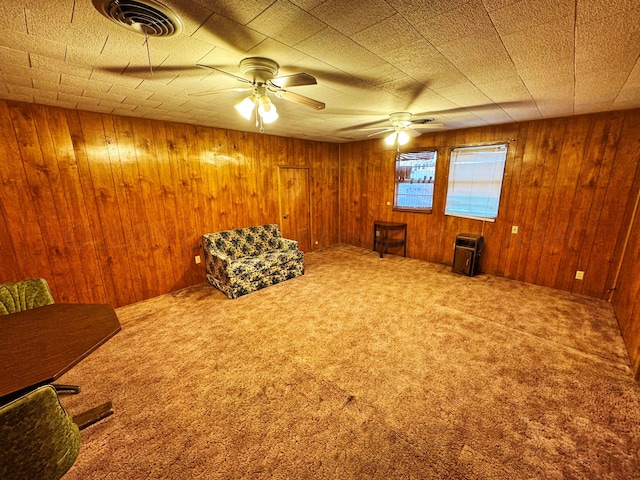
[394, 150, 437, 212]
[444, 144, 508, 221]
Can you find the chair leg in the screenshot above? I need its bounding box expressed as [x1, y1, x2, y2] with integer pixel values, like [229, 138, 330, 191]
[72, 401, 114, 430]
[52, 384, 81, 395]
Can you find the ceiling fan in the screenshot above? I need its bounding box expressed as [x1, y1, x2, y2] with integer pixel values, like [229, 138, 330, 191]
[359, 112, 444, 146]
[191, 57, 325, 131]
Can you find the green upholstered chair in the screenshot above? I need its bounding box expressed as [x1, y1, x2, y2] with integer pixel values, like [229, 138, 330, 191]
[0, 279, 80, 395]
[0, 385, 80, 480]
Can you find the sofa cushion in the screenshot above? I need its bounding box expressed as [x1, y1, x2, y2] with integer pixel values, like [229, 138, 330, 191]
[229, 250, 303, 278]
[211, 225, 282, 259]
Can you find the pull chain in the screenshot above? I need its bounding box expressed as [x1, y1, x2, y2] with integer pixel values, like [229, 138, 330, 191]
[144, 28, 153, 76]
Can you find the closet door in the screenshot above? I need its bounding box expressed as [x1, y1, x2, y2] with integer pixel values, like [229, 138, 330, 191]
[277, 166, 311, 252]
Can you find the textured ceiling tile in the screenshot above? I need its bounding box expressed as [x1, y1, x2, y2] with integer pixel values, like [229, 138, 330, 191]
[90, 70, 145, 89]
[489, 0, 575, 36]
[187, 0, 274, 25]
[0, 3, 26, 32]
[107, 85, 154, 100]
[2, 64, 60, 84]
[0, 46, 29, 67]
[82, 89, 126, 103]
[135, 80, 185, 97]
[575, 68, 627, 103]
[476, 77, 533, 103]
[575, 9, 640, 63]
[295, 27, 386, 73]
[502, 16, 574, 69]
[147, 93, 189, 107]
[613, 86, 640, 108]
[0, 72, 32, 88]
[0, 91, 33, 103]
[61, 74, 111, 92]
[416, 0, 496, 46]
[352, 14, 423, 56]
[24, 1, 74, 35]
[149, 37, 216, 66]
[9, 84, 55, 100]
[191, 13, 266, 54]
[0, 30, 66, 59]
[483, 0, 524, 11]
[248, 0, 326, 45]
[391, 0, 470, 25]
[122, 97, 162, 108]
[436, 33, 517, 84]
[310, 0, 394, 36]
[32, 51, 94, 75]
[291, 0, 332, 16]
[32, 79, 83, 96]
[535, 98, 574, 117]
[576, 0, 640, 24]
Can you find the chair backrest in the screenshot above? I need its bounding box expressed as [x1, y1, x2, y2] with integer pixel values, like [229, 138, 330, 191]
[0, 385, 80, 480]
[0, 278, 54, 315]
[203, 224, 283, 259]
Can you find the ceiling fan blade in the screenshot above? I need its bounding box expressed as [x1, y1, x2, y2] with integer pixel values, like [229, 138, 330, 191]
[269, 73, 317, 88]
[196, 64, 252, 84]
[407, 128, 422, 137]
[188, 87, 253, 97]
[366, 128, 395, 138]
[277, 90, 325, 110]
[413, 123, 445, 129]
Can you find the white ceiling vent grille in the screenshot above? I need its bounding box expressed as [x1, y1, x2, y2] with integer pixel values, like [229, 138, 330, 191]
[92, 0, 183, 37]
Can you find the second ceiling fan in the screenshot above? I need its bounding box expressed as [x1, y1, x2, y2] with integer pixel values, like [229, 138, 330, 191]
[193, 57, 325, 131]
[360, 112, 444, 146]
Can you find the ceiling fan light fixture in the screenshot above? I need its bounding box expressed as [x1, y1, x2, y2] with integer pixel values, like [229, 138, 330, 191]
[384, 132, 397, 146]
[235, 96, 256, 120]
[397, 130, 410, 145]
[258, 95, 278, 123]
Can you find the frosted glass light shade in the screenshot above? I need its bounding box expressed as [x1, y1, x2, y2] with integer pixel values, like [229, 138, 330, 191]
[235, 96, 255, 120]
[258, 96, 278, 123]
[384, 132, 397, 146]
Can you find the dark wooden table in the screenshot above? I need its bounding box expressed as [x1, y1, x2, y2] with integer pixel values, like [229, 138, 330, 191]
[373, 220, 407, 258]
[0, 303, 121, 427]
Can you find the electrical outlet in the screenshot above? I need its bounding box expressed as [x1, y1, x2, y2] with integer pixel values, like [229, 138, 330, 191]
[511, 225, 519, 234]
[314, 241, 319, 245]
[386, 201, 391, 206]
[575, 270, 584, 280]
[195, 255, 201, 264]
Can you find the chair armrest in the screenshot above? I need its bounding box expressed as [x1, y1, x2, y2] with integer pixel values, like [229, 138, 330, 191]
[280, 238, 299, 250]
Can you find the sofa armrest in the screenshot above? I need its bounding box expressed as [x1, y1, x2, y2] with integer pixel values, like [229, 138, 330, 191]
[279, 238, 299, 251]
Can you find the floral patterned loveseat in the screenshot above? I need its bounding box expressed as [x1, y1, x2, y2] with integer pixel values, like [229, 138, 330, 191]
[201, 224, 304, 299]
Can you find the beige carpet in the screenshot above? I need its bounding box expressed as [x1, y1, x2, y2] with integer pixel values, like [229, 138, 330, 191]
[60, 245, 640, 479]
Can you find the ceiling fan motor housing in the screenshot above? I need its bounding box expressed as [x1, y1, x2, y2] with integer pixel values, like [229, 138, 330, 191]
[389, 112, 413, 129]
[239, 57, 280, 84]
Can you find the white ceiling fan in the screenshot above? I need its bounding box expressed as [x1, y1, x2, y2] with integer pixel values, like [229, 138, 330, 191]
[191, 57, 325, 131]
[360, 112, 445, 146]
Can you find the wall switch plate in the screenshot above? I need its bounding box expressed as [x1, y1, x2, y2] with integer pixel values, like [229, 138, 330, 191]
[511, 225, 519, 234]
[575, 270, 584, 280]
[387, 201, 391, 206]
[195, 255, 201, 264]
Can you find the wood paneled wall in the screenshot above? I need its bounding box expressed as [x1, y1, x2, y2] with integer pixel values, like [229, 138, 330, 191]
[0, 101, 339, 307]
[611, 157, 640, 379]
[339, 109, 640, 301]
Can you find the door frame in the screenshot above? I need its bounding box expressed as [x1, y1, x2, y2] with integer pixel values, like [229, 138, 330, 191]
[277, 165, 313, 251]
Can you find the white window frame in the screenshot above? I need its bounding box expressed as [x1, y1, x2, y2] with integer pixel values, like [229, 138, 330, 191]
[444, 144, 508, 222]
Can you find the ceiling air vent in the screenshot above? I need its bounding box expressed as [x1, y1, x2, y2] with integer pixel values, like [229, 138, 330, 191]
[92, 0, 183, 37]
